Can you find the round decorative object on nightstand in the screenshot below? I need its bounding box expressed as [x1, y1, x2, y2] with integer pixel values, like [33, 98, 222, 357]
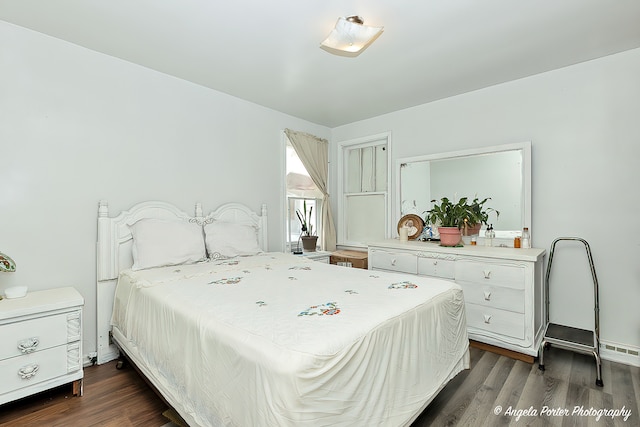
[4, 286, 28, 299]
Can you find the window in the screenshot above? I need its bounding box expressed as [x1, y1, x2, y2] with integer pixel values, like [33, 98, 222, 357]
[285, 141, 322, 252]
[338, 133, 391, 247]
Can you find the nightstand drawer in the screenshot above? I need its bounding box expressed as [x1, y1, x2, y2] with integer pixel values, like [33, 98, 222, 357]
[0, 343, 82, 395]
[0, 311, 81, 361]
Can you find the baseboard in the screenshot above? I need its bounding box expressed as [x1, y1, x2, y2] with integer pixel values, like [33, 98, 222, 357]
[600, 340, 640, 367]
[469, 340, 534, 364]
[470, 339, 640, 367]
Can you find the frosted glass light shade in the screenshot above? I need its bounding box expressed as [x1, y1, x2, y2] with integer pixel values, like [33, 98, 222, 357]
[321, 16, 383, 55]
[0, 251, 16, 272]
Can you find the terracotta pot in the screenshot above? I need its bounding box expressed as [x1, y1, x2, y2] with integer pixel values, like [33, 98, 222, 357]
[301, 236, 318, 252]
[438, 227, 462, 246]
[463, 223, 482, 236]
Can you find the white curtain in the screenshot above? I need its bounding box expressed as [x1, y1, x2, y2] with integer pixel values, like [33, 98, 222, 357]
[284, 129, 337, 251]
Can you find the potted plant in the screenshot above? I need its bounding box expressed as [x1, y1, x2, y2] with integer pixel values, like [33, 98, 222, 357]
[296, 201, 318, 252]
[424, 197, 467, 246]
[424, 197, 498, 246]
[463, 197, 500, 236]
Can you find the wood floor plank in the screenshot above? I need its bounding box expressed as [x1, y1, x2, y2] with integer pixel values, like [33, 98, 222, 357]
[540, 346, 574, 383]
[586, 388, 615, 427]
[609, 361, 639, 426]
[413, 348, 499, 426]
[562, 382, 590, 427]
[456, 355, 515, 427]
[631, 364, 640, 417]
[568, 351, 598, 389]
[487, 360, 532, 426]
[514, 368, 568, 426]
[599, 357, 614, 396]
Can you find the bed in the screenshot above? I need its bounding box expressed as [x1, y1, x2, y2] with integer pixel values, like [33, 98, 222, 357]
[96, 200, 469, 427]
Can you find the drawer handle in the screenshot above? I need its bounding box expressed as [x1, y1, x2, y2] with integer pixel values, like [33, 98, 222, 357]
[483, 270, 492, 279]
[483, 314, 492, 324]
[18, 364, 39, 380]
[18, 337, 40, 354]
[483, 291, 492, 301]
[391, 259, 397, 266]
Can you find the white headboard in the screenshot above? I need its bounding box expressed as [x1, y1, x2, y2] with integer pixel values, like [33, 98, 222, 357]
[96, 200, 268, 364]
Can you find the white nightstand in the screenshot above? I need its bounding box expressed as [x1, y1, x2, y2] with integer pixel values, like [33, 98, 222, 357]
[0, 287, 84, 405]
[295, 250, 331, 263]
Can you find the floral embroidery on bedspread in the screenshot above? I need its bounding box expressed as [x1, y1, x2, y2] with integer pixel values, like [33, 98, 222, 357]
[298, 302, 341, 316]
[209, 277, 243, 285]
[208, 254, 240, 265]
[388, 281, 418, 289]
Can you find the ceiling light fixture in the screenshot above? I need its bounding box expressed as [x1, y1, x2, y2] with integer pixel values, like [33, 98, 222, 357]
[320, 16, 383, 57]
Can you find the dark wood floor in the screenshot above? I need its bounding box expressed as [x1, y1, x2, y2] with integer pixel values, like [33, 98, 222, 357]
[1, 346, 638, 426]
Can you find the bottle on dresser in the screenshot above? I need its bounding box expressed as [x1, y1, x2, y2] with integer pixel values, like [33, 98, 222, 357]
[484, 224, 495, 247]
[521, 227, 531, 249]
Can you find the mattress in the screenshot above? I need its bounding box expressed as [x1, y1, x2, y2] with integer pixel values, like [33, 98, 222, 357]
[111, 252, 469, 427]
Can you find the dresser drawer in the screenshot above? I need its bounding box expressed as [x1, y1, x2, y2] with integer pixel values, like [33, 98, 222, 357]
[0, 343, 82, 395]
[417, 257, 455, 279]
[369, 249, 417, 274]
[465, 303, 525, 340]
[455, 260, 525, 289]
[0, 311, 81, 361]
[460, 283, 525, 314]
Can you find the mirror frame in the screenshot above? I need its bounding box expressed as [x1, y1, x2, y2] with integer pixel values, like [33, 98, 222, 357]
[394, 141, 531, 239]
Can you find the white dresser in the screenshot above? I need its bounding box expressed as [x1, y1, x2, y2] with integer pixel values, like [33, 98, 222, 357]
[0, 287, 84, 405]
[369, 240, 545, 358]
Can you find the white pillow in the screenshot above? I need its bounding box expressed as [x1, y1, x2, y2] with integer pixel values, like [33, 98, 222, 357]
[130, 218, 206, 270]
[204, 221, 262, 259]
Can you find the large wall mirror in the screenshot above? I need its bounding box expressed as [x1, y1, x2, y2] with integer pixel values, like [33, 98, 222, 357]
[396, 142, 531, 239]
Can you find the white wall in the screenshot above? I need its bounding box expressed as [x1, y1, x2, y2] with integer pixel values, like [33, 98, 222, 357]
[331, 48, 640, 351]
[0, 21, 330, 359]
[3, 18, 639, 363]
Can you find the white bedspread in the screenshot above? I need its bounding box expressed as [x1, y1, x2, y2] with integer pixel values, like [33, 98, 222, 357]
[111, 252, 469, 427]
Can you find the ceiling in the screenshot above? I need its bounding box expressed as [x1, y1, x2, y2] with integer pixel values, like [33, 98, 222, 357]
[2, 0, 640, 127]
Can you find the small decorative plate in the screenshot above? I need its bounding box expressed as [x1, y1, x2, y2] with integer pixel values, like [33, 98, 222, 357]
[397, 214, 424, 240]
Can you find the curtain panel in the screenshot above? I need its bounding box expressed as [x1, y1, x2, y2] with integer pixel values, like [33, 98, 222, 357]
[284, 129, 337, 251]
